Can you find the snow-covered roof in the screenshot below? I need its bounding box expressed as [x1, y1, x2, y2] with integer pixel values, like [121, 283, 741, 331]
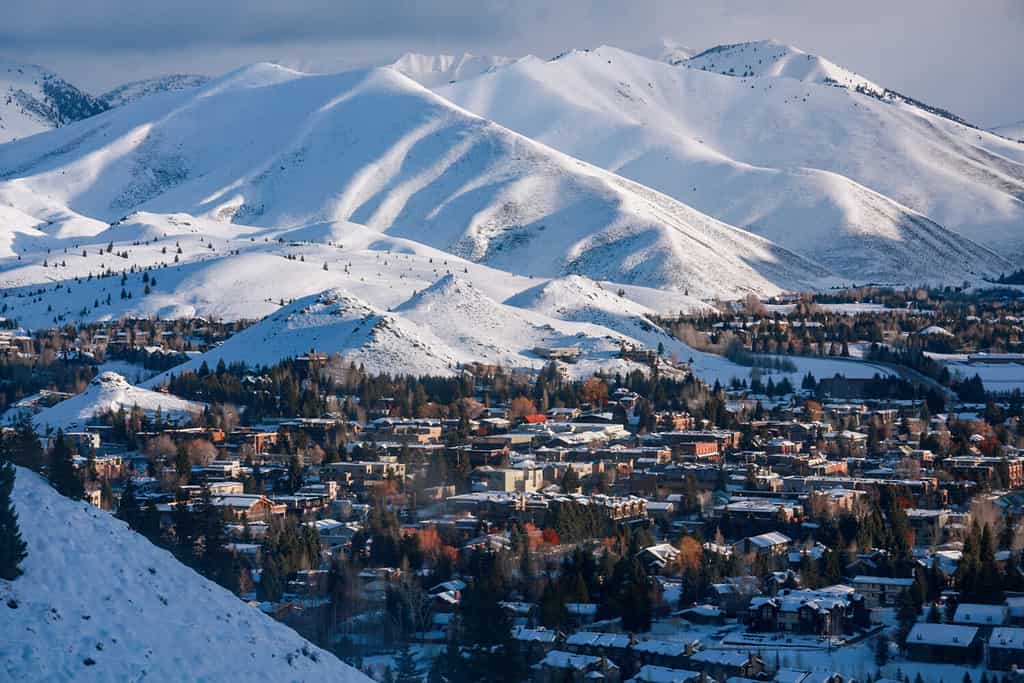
[907, 623, 979, 647]
[627, 665, 701, 683]
[953, 603, 1007, 626]
[990, 627, 1024, 650]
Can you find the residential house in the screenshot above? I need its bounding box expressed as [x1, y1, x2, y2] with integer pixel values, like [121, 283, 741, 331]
[850, 575, 914, 608]
[533, 650, 620, 683]
[989, 626, 1024, 671]
[904, 623, 982, 664]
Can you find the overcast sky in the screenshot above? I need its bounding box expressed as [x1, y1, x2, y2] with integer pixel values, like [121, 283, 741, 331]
[4, 0, 1022, 127]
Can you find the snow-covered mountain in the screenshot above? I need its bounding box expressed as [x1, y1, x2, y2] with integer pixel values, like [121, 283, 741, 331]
[994, 120, 1024, 143]
[644, 38, 697, 66]
[144, 273, 687, 382]
[0, 466, 370, 682]
[684, 40, 885, 94]
[390, 52, 516, 87]
[29, 372, 203, 433]
[98, 73, 211, 108]
[437, 44, 1024, 268]
[0, 62, 834, 298]
[0, 58, 106, 143]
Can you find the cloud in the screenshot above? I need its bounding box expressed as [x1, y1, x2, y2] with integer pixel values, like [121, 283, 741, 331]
[2, 0, 1021, 126]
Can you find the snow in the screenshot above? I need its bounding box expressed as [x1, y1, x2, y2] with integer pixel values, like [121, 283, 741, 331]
[993, 119, 1024, 142]
[906, 623, 978, 647]
[98, 74, 211, 108]
[390, 52, 517, 87]
[0, 467, 370, 682]
[29, 372, 203, 433]
[0, 58, 106, 143]
[143, 274, 676, 381]
[685, 40, 885, 94]
[437, 43, 1023, 267]
[0, 62, 838, 299]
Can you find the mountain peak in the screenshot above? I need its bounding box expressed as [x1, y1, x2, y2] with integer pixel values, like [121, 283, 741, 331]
[685, 39, 884, 94]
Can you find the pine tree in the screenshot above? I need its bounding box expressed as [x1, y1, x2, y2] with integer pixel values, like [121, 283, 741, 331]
[48, 431, 84, 500]
[874, 634, 888, 666]
[0, 416, 45, 471]
[117, 477, 141, 530]
[258, 557, 284, 602]
[394, 644, 421, 683]
[0, 460, 28, 580]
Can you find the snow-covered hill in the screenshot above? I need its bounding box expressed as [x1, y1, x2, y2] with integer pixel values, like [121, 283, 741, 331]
[0, 467, 370, 682]
[994, 120, 1024, 143]
[0, 63, 834, 297]
[0, 58, 106, 143]
[98, 74, 211, 108]
[685, 40, 885, 94]
[642, 38, 697, 66]
[391, 52, 516, 87]
[30, 372, 204, 433]
[144, 273, 682, 382]
[438, 44, 1024, 267]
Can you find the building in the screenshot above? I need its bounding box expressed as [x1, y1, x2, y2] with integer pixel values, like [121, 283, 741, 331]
[904, 623, 982, 664]
[747, 588, 857, 636]
[989, 626, 1024, 670]
[733, 532, 792, 560]
[534, 650, 620, 683]
[850, 575, 914, 608]
[626, 666, 700, 683]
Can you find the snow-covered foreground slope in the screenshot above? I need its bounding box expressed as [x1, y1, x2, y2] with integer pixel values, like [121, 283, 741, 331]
[0, 467, 370, 682]
[0, 62, 836, 297]
[30, 372, 203, 433]
[438, 44, 1024, 267]
[0, 59, 106, 143]
[98, 74, 211, 108]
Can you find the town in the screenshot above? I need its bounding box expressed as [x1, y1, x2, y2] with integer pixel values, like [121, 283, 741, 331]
[3, 284, 1024, 683]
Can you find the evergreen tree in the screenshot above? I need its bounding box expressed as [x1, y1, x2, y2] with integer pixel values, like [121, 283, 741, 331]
[0, 417, 45, 471]
[258, 557, 284, 602]
[874, 635, 889, 666]
[394, 644, 421, 683]
[48, 431, 84, 500]
[0, 460, 28, 580]
[117, 477, 141, 530]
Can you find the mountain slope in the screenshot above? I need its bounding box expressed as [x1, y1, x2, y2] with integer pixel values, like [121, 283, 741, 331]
[0, 64, 832, 297]
[30, 372, 204, 432]
[438, 44, 1024, 267]
[391, 52, 516, 87]
[994, 120, 1024, 143]
[685, 40, 884, 94]
[0, 467, 370, 682]
[0, 58, 107, 143]
[98, 74, 211, 108]
[145, 274, 677, 382]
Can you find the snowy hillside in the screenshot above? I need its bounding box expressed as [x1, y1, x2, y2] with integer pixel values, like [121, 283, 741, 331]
[391, 52, 516, 87]
[30, 372, 204, 433]
[144, 274, 680, 382]
[438, 44, 1024, 266]
[642, 38, 697, 66]
[685, 40, 885, 94]
[98, 74, 211, 108]
[994, 120, 1024, 142]
[0, 58, 106, 143]
[0, 63, 834, 297]
[0, 467, 370, 682]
